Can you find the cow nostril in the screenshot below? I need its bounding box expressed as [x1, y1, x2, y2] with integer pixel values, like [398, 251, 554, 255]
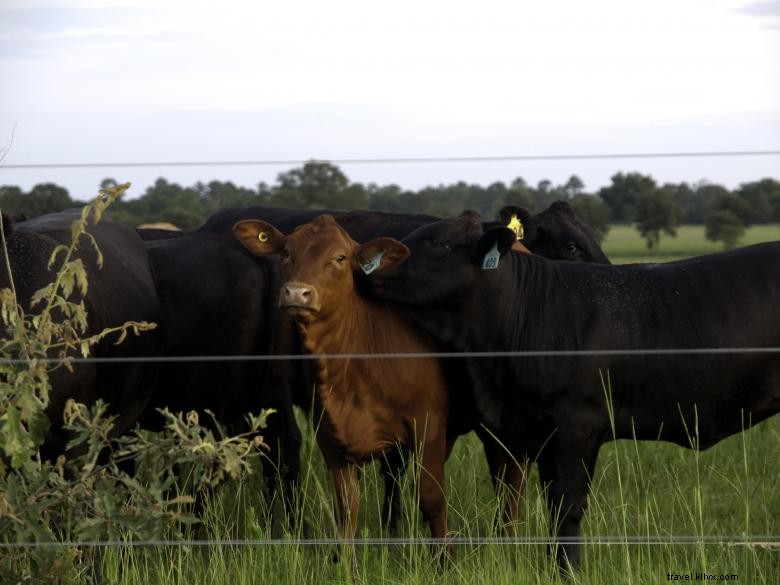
[301, 289, 311, 299]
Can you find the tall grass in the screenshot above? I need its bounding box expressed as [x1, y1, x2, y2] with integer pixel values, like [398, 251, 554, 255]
[100, 407, 779, 585]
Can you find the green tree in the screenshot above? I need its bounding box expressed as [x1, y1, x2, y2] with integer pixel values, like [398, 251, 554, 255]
[563, 175, 585, 199]
[705, 210, 746, 250]
[704, 194, 750, 249]
[598, 172, 657, 223]
[0, 183, 74, 219]
[635, 187, 680, 250]
[571, 195, 610, 241]
[737, 178, 780, 223]
[272, 161, 367, 209]
[505, 177, 534, 212]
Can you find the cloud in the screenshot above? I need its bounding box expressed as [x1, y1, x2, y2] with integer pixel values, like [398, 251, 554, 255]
[740, 1, 780, 16]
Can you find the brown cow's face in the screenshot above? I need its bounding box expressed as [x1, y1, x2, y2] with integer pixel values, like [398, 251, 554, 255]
[233, 215, 409, 325]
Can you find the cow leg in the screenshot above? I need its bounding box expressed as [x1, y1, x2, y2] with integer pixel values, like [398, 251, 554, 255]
[330, 460, 360, 566]
[379, 446, 408, 534]
[416, 437, 452, 560]
[537, 431, 601, 572]
[483, 440, 529, 534]
[259, 409, 303, 532]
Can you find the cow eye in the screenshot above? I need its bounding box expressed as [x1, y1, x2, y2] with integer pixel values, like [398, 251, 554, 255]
[430, 238, 452, 252]
[566, 242, 579, 254]
[336, 255, 346, 264]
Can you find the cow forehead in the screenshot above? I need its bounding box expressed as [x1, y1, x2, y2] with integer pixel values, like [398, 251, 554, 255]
[288, 217, 355, 256]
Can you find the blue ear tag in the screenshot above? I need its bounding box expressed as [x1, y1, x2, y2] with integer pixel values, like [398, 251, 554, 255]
[482, 242, 500, 270]
[361, 250, 385, 274]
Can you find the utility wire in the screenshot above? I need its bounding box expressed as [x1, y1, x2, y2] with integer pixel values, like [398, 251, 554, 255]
[3, 347, 780, 365]
[2, 150, 780, 170]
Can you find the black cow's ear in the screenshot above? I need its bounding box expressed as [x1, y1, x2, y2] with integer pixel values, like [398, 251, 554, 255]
[475, 227, 515, 268]
[354, 237, 410, 275]
[497, 205, 538, 244]
[233, 220, 286, 256]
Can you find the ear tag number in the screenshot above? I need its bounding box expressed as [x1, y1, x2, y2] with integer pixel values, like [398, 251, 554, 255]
[507, 214, 524, 241]
[361, 250, 385, 274]
[482, 242, 500, 270]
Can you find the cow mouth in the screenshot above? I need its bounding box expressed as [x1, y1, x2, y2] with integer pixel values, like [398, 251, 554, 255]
[282, 304, 319, 322]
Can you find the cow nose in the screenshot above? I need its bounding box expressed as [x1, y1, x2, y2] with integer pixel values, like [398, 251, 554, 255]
[281, 282, 318, 309]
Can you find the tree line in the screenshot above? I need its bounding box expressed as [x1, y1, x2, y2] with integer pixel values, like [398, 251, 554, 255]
[2, 162, 779, 249]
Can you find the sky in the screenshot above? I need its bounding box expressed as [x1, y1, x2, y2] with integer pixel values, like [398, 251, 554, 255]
[0, 0, 778, 201]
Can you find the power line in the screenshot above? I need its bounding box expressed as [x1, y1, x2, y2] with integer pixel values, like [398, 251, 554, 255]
[2, 150, 780, 170]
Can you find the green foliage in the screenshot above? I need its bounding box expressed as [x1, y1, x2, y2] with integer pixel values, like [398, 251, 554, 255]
[570, 195, 610, 241]
[635, 187, 680, 250]
[705, 210, 746, 250]
[598, 172, 657, 223]
[0, 183, 74, 220]
[0, 186, 271, 583]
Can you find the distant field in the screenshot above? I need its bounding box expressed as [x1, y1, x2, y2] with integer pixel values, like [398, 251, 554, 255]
[602, 224, 780, 264]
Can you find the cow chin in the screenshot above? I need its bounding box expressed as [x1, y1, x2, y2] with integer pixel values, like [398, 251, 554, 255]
[283, 304, 319, 323]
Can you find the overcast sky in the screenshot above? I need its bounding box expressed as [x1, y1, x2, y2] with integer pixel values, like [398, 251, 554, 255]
[1, 0, 778, 201]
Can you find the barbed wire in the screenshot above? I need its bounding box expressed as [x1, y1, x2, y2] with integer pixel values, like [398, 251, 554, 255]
[1, 536, 778, 549]
[2, 150, 780, 170]
[3, 347, 780, 365]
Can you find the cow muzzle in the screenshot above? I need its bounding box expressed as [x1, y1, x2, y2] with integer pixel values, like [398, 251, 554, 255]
[280, 281, 320, 320]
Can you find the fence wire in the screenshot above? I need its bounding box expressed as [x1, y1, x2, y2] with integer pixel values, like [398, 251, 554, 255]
[1, 536, 779, 549]
[2, 149, 780, 170]
[3, 346, 780, 365]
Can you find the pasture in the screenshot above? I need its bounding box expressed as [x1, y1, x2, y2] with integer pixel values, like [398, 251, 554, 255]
[33, 225, 780, 583]
[602, 224, 780, 264]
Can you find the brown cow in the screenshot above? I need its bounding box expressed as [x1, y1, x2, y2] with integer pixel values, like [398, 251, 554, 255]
[233, 215, 452, 558]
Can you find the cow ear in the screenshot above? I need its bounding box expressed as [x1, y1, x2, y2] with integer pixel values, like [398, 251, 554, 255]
[497, 205, 538, 245]
[354, 237, 410, 275]
[233, 220, 286, 256]
[475, 227, 515, 268]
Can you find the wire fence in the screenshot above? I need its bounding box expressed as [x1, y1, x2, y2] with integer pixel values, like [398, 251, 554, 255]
[1, 536, 779, 549]
[3, 346, 780, 365]
[3, 149, 780, 170]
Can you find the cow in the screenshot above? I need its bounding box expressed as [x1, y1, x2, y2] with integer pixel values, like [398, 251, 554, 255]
[200, 203, 609, 531]
[363, 210, 780, 570]
[233, 215, 457, 560]
[140, 202, 608, 531]
[0, 209, 160, 460]
[139, 230, 305, 519]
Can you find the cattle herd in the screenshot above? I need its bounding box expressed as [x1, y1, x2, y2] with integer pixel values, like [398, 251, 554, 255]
[1, 202, 778, 570]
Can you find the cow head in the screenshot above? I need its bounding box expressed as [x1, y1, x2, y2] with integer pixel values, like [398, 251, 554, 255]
[367, 210, 515, 311]
[233, 214, 409, 324]
[504, 202, 610, 264]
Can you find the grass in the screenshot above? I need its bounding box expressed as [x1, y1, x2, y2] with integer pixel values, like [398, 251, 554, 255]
[91, 226, 780, 583]
[103, 412, 780, 584]
[602, 224, 780, 264]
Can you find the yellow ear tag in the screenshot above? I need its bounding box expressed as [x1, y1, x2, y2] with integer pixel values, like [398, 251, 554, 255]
[258, 232, 269, 242]
[507, 214, 524, 241]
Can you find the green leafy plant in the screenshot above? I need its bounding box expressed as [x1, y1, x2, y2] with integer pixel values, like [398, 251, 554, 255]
[0, 185, 272, 583]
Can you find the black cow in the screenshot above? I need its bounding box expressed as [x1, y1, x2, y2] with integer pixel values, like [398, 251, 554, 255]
[139, 230, 305, 515]
[365, 210, 780, 569]
[0, 209, 159, 459]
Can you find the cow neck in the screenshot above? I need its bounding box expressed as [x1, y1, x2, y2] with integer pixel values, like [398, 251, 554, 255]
[297, 288, 427, 390]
